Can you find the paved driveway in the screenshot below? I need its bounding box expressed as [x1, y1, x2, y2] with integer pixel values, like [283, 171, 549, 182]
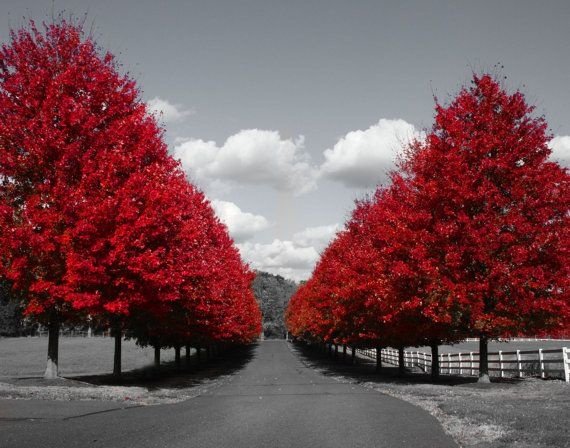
[0, 340, 456, 447]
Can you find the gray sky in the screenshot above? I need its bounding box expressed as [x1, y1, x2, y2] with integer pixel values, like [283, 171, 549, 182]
[1, 1, 569, 281]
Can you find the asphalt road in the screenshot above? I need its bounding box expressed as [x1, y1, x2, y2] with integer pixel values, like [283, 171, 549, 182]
[0, 340, 456, 447]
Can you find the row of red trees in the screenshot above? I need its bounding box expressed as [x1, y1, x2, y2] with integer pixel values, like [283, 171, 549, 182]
[286, 74, 569, 381]
[0, 20, 261, 378]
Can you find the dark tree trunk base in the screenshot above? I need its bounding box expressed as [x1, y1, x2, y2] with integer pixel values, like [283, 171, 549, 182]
[430, 342, 439, 381]
[113, 325, 122, 378]
[398, 347, 405, 376]
[154, 345, 161, 370]
[175, 346, 181, 369]
[44, 318, 60, 379]
[376, 346, 382, 372]
[478, 336, 490, 383]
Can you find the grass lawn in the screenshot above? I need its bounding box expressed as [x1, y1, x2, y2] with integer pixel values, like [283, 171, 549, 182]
[0, 336, 176, 378]
[0, 340, 254, 405]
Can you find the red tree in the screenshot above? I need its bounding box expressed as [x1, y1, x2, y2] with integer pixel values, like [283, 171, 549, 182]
[66, 163, 193, 376]
[357, 178, 468, 378]
[402, 74, 569, 381]
[0, 19, 166, 377]
[286, 207, 390, 360]
[120, 178, 261, 368]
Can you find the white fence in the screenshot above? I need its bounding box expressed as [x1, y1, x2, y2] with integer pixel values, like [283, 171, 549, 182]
[35, 329, 109, 337]
[357, 346, 570, 382]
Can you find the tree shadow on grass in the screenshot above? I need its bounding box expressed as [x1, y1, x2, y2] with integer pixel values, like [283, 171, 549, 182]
[292, 342, 523, 389]
[71, 344, 257, 390]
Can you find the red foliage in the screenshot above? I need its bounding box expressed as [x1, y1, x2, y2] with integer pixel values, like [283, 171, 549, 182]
[405, 75, 570, 340]
[0, 20, 261, 349]
[287, 74, 569, 354]
[0, 20, 147, 322]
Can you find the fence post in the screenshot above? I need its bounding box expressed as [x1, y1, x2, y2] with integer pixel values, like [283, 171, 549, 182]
[499, 350, 504, 378]
[470, 352, 474, 376]
[447, 353, 452, 374]
[538, 348, 545, 379]
[562, 347, 569, 383]
[458, 352, 463, 375]
[516, 350, 522, 378]
[375, 346, 382, 372]
[439, 353, 443, 374]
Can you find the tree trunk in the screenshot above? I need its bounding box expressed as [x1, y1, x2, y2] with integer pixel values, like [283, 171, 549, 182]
[113, 324, 122, 378]
[431, 342, 439, 381]
[376, 346, 382, 372]
[44, 318, 60, 379]
[206, 345, 211, 360]
[342, 345, 347, 361]
[185, 345, 191, 362]
[398, 347, 405, 376]
[196, 346, 201, 362]
[334, 344, 338, 358]
[479, 336, 490, 383]
[351, 347, 356, 365]
[154, 345, 161, 369]
[175, 345, 181, 369]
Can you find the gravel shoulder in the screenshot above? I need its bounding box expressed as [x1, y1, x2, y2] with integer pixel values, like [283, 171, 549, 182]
[0, 375, 228, 405]
[293, 342, 570, 448]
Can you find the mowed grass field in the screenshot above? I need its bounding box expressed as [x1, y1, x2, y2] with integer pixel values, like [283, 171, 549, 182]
[0, 337, 176, 378]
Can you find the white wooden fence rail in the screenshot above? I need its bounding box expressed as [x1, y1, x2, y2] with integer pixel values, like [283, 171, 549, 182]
[357, 347, 570, 382]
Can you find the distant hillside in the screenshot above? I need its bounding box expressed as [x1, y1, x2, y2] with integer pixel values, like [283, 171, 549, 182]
[252, 271, 297, 339]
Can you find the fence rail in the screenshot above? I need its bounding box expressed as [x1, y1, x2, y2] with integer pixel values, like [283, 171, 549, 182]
[357, 346, 570, 382]
[34, 329, 109, 338]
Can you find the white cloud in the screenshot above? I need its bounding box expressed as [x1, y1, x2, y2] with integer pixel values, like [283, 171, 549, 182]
[173, 129, 317, 195]
[211, 200, 270, 243]
[237, 239, 319, 282]
[320, 119, 421, 188]
[549, 136, 570, 167]
[235, 223, 340, 282]
[293, 224, 340, 252]
[147, 97, 193, 123]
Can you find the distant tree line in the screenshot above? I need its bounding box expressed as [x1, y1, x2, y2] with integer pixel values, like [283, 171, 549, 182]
[252, 272, 297, 339]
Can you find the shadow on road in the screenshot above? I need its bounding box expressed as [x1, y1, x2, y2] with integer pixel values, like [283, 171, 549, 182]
[71, 344, 257, 390]
[291, 342, 519, 388]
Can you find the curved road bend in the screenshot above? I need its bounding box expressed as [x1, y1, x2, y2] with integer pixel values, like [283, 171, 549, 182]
[1, 340, 456, 448]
